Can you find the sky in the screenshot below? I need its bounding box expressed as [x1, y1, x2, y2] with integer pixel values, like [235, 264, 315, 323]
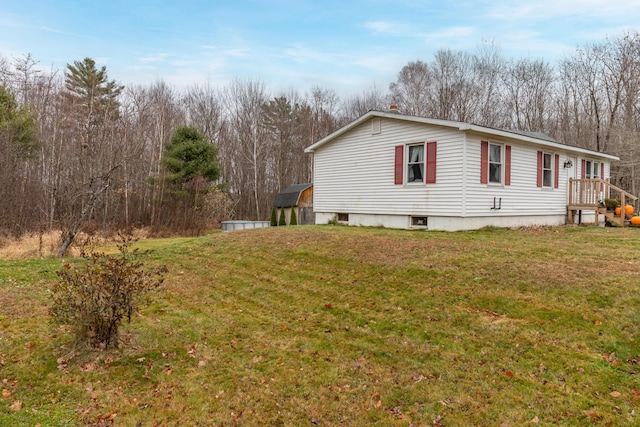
[1, 0, 640, 96]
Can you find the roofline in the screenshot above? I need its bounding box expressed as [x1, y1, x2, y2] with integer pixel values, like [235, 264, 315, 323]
[304, 110, 619, 161]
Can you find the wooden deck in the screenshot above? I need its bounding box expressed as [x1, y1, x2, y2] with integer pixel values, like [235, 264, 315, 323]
[567, 178, 638, 226]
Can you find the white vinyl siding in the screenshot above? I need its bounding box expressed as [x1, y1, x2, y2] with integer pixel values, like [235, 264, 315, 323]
[313, 118, 463, 216]
[310, 113, 614, 227]
[464, 134, 569, 216]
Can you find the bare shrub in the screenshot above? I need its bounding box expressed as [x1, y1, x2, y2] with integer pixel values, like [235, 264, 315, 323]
[50, 235, 167, 349]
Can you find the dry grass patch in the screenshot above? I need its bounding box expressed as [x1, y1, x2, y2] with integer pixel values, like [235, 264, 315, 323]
[0, 228, 157, 259]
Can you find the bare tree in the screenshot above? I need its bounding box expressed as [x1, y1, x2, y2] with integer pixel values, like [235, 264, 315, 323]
[389, 60, 431, 117]
[341, 85, 390, 121]
[502, 57, 555, 132]
[222, 78, 270, 219]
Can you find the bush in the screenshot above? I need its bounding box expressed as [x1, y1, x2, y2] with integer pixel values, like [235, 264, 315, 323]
[278, 208, 286, 226]
[290, 207, 297, 225]
[270, 207, 277, 226]
[604, 198, 620, 209]
[50, 236, 167, 349]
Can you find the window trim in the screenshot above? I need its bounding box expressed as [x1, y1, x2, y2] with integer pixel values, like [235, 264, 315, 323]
[488, 142, 503, 185]
[542, 152, 553, 188]
[407, 143, 425, 184]
[593, 161, 600, 179]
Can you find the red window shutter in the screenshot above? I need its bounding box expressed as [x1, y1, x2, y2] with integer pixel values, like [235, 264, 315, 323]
[426, 141, 437, 184]
[505, 145, 511, 186]
[394, 145, 404, 184]
[554, 154, 560, 188]
[480, 141, 489, 184]
[600, 163, 604, 179]
[536, 151, 543, 187]
[581, 159, 586, 179]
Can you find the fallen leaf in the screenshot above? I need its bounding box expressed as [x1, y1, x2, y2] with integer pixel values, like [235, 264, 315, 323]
[389, 406, 403, 417]
[505, 370, 514, 378]
[532, 415, 539, 423]
[324, 303, 333, 309]
[371, 392, 382, 409]
[198, 360, 207, 368]
[610, 391, 622, 398]
[10, 400, 22, 411]
[584, 410, 597, 419]
[2, 389, 11, 398]
[187, 344, 197, 358]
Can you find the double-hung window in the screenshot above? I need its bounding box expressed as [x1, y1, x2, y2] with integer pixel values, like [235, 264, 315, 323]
[407, 144, 424, 183]
[489, 143, 502, 184]
[537, 151, 559, 188]
[481, 141, 511, 185]
[394, 142, 436, 185]
[585, 160, 600, 179]
[542, 152, 553, 187]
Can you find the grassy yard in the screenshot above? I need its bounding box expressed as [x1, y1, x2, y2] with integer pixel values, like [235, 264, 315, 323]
[0, 225, 639, 426]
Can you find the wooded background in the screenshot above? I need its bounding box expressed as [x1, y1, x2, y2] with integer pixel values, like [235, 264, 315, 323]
[1, 33, 639, 239]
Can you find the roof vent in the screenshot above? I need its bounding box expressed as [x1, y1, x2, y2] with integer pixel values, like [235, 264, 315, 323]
[389, 105, 400, 113]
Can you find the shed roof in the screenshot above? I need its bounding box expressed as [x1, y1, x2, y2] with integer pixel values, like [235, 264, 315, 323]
[273, 183, 313, 208]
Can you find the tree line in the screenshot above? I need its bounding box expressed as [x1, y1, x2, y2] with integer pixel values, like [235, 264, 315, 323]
[1, 32, 639, 244]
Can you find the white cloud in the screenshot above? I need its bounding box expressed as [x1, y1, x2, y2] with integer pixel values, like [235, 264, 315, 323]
[222, 48, 250, 58]
[139, 53, 169, 63]
[281, 45, 342, 65]
[364, 21, 398, 35]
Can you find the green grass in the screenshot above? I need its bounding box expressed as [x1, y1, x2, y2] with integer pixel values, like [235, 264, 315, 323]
[1, 225, 639, 426]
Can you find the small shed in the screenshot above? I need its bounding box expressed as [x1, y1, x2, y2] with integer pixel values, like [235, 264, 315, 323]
[273, 183, 314, 225]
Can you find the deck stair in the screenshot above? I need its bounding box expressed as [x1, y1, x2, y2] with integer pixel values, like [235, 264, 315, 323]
[567, 178, 638, 227]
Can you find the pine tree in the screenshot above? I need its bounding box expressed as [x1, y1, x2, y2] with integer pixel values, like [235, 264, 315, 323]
[270, 207, 277, 226]
[278, 208, 286, 226]
[290, 207, 297, 225]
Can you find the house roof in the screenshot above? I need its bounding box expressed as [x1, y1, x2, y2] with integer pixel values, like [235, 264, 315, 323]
[273, 183, 313, 208]
[304, 110, 619, 161]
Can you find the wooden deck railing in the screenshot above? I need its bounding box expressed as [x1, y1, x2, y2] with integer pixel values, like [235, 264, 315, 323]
[568, 178, 638, 226]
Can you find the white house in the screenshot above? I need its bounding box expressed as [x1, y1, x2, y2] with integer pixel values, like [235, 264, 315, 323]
[304, 110, 627, 231]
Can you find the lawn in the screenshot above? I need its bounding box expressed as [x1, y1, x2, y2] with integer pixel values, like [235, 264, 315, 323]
[0, 225, 639, 426]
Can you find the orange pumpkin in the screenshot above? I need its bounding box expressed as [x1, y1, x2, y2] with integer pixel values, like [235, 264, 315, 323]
[625, 205, 634, 215]
[630, 216, 640, 226]
[615, 207, 622, 216]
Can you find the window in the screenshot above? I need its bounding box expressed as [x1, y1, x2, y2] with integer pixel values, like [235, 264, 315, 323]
[542, 152, 553, 187]
[337, 213, 349, 222]
[582, 160, 601, 180]
[407, 144, 424, 183]
[489, 143, 502, 183]
[395, 142, 436, 185]
[411, 216, 428, 227]
[538, 151, 559, 188]
[586, 161, 600, 179]
[481, 141, 511, 185]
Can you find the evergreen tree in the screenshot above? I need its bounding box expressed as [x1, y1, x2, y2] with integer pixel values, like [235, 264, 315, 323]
[0, 85, 38, 158]
[270, 207, 277, 226]
[164, 126, 221, 220]
[165, 126, 220, 185]
[278, 208, 286, 226]
[290, 207, 297, 225]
